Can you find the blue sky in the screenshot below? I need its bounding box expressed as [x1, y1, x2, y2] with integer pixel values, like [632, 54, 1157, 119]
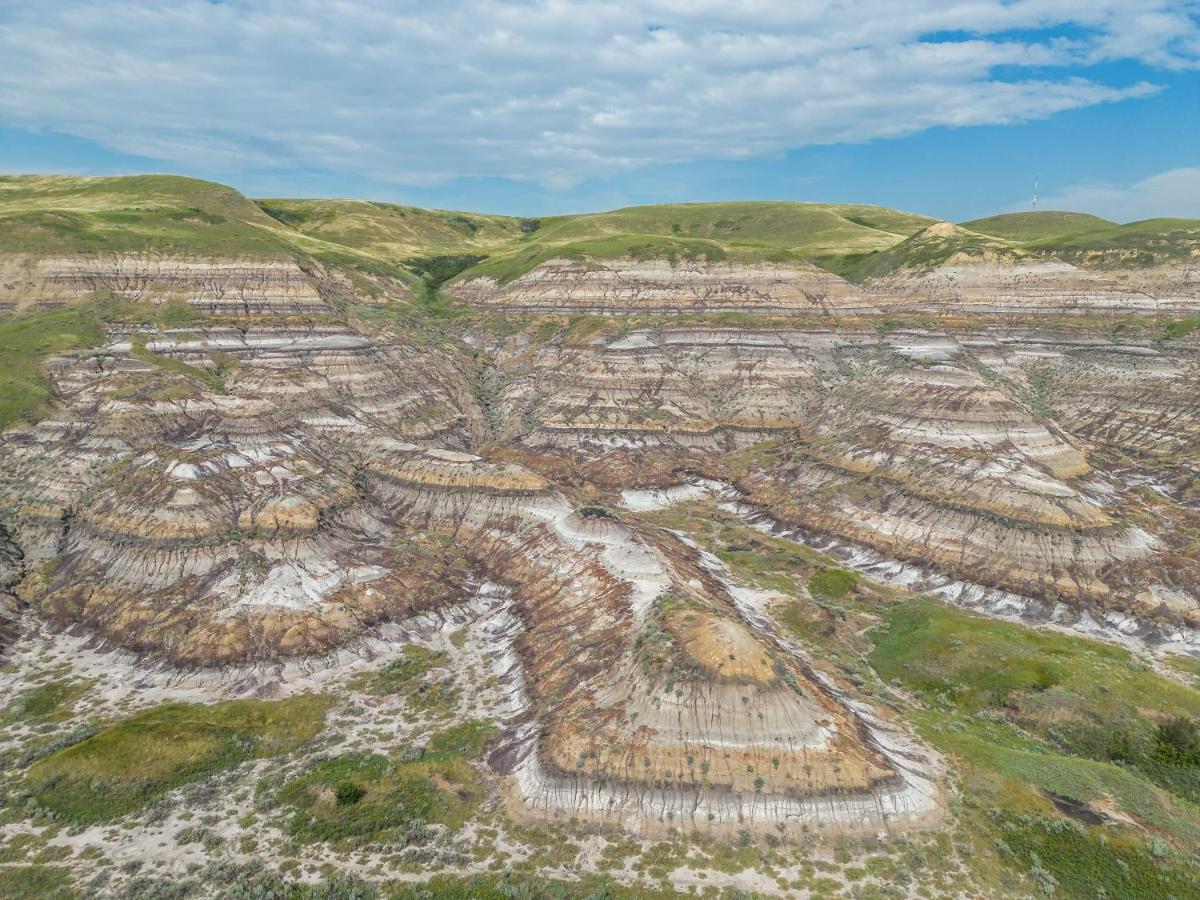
[1, 1, 1197, 222]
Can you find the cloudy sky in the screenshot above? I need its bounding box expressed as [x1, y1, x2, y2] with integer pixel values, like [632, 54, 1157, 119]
[0, 0, 1197, 220]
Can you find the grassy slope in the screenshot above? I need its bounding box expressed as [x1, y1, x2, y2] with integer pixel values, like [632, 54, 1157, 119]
[27, 695, 331, 823]
[960, 211, 1116, 241]
[0, 174, 299, 256]
[847, 221, 1020, 281]
[635, 496, 1200, 895]
[0, 299, 110, 427]
[458, 200, 938, 284]
[255, 198, 526, 260]
[277, 720, 496, 847]
[0, 175, 414, 287]
[1030, 217, 1200, 264]
[871, 598, 1200, 897]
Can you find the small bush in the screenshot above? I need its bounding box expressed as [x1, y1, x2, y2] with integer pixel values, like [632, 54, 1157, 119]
[334, 781, 365, 806]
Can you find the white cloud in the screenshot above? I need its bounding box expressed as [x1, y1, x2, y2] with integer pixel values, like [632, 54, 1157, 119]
[0, 1, 1195, 188]
[1028, 168, 1200, 222]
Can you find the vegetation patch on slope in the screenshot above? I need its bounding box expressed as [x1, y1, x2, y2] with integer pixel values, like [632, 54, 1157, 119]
[450, 200, 937, 285]
[0, 296, 227, 429]
[1030, 217, 1200, 266]
[255, 198, 524, 260]
[2, 679, 93, 726]
[25, 695, 332, 822]
[0, 175, 296, 257]
[869, 598, 1200, 897]
[277, 720, 495, 847]
[0, 301, 109, 428]
[846, 222, 1020, 282]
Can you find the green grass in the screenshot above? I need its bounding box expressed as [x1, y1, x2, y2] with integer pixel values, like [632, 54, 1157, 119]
[455, 200, 936, 284]
[869, 598, 1200, 722]
[960, 211, 1117, 241]
[1161, 316, 1200, 341]
[1166, 652, 1200, 687]
[255, 198, 525, 260]
[277, 720, 496, 846]
[868, 598, 1200, 894]
[0, 865, 76, 900]
[992, 812, 1200, 899]
[0, 175, 296, 257]
[129, 333, 233, 393]
[427, 719, 498, 757]
[2, 678, 93, 725]
[0, 300, 109, 428]
[807, 567, 858, 601]
[1030, 217, 1200, 265]
[26, 694, 332, 823]
[0, 296, 229, 430]
[459, 233, 736, 285]
[385, 873, 681, 899]
[846, 222, 1019, 281]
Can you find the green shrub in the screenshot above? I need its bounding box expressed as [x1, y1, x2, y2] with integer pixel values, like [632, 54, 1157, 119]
[807, 568, 857, 601]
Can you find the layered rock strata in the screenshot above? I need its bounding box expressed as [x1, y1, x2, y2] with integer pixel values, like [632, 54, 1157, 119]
[492, 325, 1192, 623]
[450, 258, 875, 316]
[864, 258, 1174, 314]
[0, 252, 404, 315]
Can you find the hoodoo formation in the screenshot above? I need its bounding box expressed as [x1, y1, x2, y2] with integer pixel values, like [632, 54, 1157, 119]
[1, 175, 1199, 897]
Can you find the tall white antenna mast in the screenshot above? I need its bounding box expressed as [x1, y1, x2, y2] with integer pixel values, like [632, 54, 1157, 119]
[1032, 175, 1039, 211]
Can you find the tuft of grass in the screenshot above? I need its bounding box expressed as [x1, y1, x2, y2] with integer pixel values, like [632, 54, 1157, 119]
[807, 567, 858, 601]
[427, 719, 498, 758]
[26, 694, 332, 823]
[1161, 317, 1200, 341]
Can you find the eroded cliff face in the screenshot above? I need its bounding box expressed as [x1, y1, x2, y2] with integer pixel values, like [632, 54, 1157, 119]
[0, 252, 405, 315]
[488, 324, 1197, 621]
[1, 240, 1198, 840]
[450, 257, 875, 315]
[864, 258, 1169, 314]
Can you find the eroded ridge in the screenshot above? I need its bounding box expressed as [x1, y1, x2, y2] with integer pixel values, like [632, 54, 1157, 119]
[451, 258, 876, 316]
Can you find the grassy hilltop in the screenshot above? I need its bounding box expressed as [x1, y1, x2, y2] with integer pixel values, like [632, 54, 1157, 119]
[3, 173, 1198, 283]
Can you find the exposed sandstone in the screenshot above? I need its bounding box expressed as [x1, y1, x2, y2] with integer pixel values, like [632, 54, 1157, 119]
[450, 257, 875, 315]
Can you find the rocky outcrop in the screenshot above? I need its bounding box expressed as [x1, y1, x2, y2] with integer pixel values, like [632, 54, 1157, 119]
[0, 252, 406, 316]
[451, 257, 875, 315]
[484, 324, 1195, 622]
[2, 226, 1199, 840]
[0, 322, 484, 663]
[865, 257, 1173, 315]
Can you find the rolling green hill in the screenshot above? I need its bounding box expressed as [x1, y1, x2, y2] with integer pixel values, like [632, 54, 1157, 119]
[0, 174, 416, 287]
[2, 174, 1196, 286]
[960, 211, 1116, 242]
[450, 201, 938, 284]
[847, 221, 1021, 281]
[0, 174, 299, 256]
[254, 198, 527, 260]
[1030, 218, 1200, 265]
